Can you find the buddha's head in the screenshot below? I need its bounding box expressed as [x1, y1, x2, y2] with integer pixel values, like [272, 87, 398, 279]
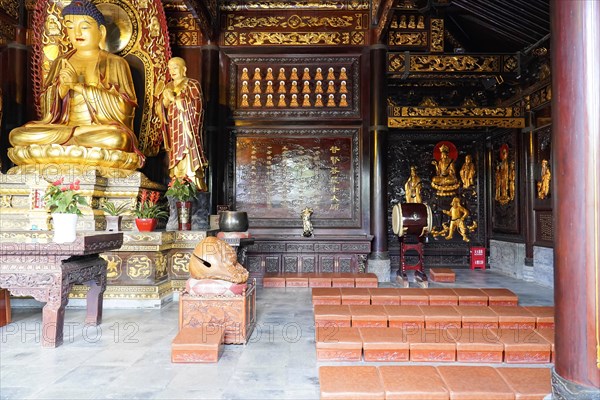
[167, 57, 187, 81]
[62, 1, 106, 51]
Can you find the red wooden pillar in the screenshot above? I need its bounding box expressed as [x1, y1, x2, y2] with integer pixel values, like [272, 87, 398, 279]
[551, 0, 600, 396]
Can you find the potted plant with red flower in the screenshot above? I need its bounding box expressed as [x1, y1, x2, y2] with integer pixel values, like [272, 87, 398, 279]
[132, 190, 168, 232]
[165, 177, 198, 230]
[44, 178, 88, 242]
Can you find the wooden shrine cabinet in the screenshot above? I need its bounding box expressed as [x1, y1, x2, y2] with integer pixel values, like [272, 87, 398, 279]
[245, 236, 373, 280]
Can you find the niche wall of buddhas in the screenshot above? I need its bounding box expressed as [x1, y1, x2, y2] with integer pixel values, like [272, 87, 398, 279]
[387, 133, 486, 268]
[491, 129, 521, 237]
[228, 56, 361, 119]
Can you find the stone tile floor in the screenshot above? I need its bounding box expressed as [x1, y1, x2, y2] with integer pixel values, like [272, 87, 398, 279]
[0, 269, 553, 400]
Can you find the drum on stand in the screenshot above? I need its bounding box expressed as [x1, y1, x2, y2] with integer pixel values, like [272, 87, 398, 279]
[392, 203, 433, 237]
[391, 203, 433, 288]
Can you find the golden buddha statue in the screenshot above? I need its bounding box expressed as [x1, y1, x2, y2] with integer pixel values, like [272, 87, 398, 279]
[431, 144, 460, 196]
[8, 0, 143, 171]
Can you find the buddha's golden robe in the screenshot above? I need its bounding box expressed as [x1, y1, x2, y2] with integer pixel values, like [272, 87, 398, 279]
[9, 49, 141, 155]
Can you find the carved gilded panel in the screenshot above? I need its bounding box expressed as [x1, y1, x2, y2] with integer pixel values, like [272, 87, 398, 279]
[229, 55, 360, 118]
[230, 127, 361, 228]
[0, 0, 18, 19]
[430, 18, 443, 52]
[221, 11, 368, 46]
[219, 0, 369, 11]
[491, 130, 520, 235]
[167, 12, 203, 46]
[0, 18, 15, 45]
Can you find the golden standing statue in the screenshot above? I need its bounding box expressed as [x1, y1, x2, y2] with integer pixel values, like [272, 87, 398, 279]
[495, 146, 514, 205]
[443, 197, 470, 242]
[431, 144, 460, 196]
[8, 0, 143, 170]
[460, 154, 476, 189]
[537, 159, 551, 199]
[157, 57, 208, 191]
[404, 166, 422, 203]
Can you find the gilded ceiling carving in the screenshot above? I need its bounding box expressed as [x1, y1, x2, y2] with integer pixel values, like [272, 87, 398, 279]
[219, 0, 369, 11]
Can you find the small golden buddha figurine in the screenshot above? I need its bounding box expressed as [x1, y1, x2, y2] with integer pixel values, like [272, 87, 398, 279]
[327, 81, 336, 94]
[314, 67, 323, 80]
[290, 67, 299, 80]
[252, 93, 262, 107]
[265, 81, 274, 93]
[265, 67, 274, 80]
[301, 94, 311, 107]
[277, 94, 287, 107]
[253, 80, 262, 94]
[404, 165, 422, 203]
[326, 94, 336, 107]
[241, 67, 250, 80]
[315, 81, 324, 94]
[302, 81, 311, 94]
[340, 80, 348, 93]
[431, 143, 460, 196]
[537, 159, 551, 199]
[241, 80, 249, 94]
[302, 67, 311, 80]
[460, 154, 476, 189]
[314, 94, 324, 107]
[278, 81, 287, 94]
[442, 197, 470, 242]
[290, 81, 299, 94]
[290, 94, 299, 107]
[9, 0, 143, 169]
[339, 94, 348, 107]
[339, 67, 347, 80]
[327, 67, 335, 80]
[277, 67, 287, 81]
[265, 94, 274, 107]
[241, 94, 249, 107]
[252, 67, 262, 81]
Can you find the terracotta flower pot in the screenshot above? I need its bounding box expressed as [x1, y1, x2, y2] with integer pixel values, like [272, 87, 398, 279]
[135, 218, 157, 232]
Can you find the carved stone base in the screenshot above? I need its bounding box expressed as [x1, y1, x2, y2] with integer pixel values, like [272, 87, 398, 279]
[179, 280, 256, 344]
[0, 169, 164, 231]
[367, 258, 391, 282]
[552, 368, 600, 400]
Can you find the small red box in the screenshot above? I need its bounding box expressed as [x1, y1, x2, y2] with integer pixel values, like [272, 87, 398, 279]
[470, 247, 486, 270]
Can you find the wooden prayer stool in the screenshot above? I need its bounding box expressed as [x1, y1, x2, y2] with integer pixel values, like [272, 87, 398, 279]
[436, 366, 514, 399]
[354, 273, 378, 288]
[398, 288, 429, 305]
[482, 288, 519, 306]
[397, 241, 428, 288]
[535, 328, 555, 362]
[171, 326, 224, 363]
[379, 366, 449, 400]
[319, 366, 384, 399]
[422, 305, 462, 329]
[489, 306, 536, 330]
[407, 328, 457, 362]
[350, 305, 388, 328]
[449, 328, 504, 363]
[285, 273, 309, 287]
[368, 288, 400, 305]
[359, 328, 409, 362]
[496, 367, 552, 399]
[341, 288, 371, 305]
[495, 329, 552, 363]
[308, 273, 332, 288]
[525, 306, 555, 329]
[311, 288, 341, 305]
[384, 305, 424, 329]
[454, 305, 499, 329]
[425, 288, 458, 305]
[331, 273, 355, 288]
[0, 288, 11, 327]
[429, 268, 456, 283]
[315, 327, 362, 361]
[262, 273, 285, 288]
[314, 305, 351, 328]
[453, 288, 489, 306]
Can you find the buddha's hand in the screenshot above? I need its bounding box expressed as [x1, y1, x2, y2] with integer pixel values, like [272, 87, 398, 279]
[58, 59, 78, 90]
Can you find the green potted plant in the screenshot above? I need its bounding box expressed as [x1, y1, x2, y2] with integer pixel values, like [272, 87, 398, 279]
[165, 177, 199, 230]
[44, 177, 88, 243]
[132, 199, 169, 232]
[101, 200, 129, 232]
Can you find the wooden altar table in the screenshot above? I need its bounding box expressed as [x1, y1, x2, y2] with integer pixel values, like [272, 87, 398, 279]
[0, 232, 123, 347]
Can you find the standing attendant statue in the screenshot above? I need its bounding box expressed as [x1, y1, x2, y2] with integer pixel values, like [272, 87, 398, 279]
[404, 166, 422, 203]
[301, 207, 314, 237]
[460, 155, 475, 189]
[158, 57, 208, 191]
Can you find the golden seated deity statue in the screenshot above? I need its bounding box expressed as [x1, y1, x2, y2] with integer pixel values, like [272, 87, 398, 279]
[431, 144, 460, 196]
[8, 1, 144, 172]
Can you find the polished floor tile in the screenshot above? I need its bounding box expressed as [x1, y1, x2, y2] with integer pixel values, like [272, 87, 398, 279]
[1, 269, 553, 400]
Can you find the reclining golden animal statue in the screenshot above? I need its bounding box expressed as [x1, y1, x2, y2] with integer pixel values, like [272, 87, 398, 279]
[188, 237, 249, 284]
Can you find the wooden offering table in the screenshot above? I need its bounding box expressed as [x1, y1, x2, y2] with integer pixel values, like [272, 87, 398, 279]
[0, 231, 123, 347]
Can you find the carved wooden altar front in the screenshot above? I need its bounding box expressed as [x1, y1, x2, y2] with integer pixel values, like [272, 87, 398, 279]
[0, 231, 123, 347]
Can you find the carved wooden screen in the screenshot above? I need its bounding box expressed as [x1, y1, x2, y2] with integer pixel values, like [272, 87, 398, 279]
[230, 127, 361, 229]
